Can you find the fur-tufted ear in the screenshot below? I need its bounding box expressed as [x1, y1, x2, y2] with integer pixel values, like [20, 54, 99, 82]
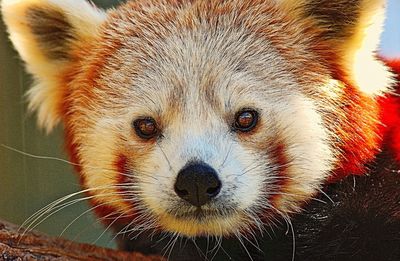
[1, 0, 106, 132]
[280, 0, 394, 96]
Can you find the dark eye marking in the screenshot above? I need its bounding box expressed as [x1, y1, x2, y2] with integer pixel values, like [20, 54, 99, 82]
[132, 117, 160, 140]
[233, 109, 259, 133]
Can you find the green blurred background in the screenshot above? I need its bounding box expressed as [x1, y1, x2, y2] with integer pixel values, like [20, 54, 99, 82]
[0, 0, 399, 250]
[0, 0, 125, 248]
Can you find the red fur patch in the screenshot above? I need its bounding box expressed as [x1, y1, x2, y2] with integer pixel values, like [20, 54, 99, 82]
[332, 58, 400, 179]
[333, 87, 382, 179]
[87, 155, 138, 227]
[114, 154, 134, 201]
[267, 141, 290, 209]
[84, 155, 137, 227]
[378, 59, 400, 162]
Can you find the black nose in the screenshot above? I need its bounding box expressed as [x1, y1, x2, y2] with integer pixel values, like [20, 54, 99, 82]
[174, 162, 222, 207]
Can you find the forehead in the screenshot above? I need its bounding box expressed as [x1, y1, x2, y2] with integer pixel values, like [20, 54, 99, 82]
[88, 0, 324, 115]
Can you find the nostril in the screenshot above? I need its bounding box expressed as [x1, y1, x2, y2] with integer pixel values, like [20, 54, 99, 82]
[175, 187, 189, 197]
[206, 183, 221, 196]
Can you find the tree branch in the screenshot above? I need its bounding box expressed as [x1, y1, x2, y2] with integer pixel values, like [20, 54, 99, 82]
[0, 219, 164, 260]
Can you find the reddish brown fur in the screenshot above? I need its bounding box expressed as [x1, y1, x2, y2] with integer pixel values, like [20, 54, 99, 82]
[267, 142, 291, 208]
[23, 0, 396, 228]
[378, 59, 400, 162]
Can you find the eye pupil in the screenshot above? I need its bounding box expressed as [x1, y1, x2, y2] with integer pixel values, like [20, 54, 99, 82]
[238, 112, 253, 127]
[140, 121, 155, 134]
[234, 109, 258, 132]
[133, 118, 159, 139]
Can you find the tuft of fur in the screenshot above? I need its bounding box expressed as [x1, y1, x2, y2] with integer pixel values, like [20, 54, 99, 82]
[1, 0, 106, 131]
[280, 0, 394, 96]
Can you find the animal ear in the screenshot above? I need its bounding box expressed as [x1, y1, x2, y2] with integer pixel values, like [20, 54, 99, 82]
[281, 0, 394, 96]
[1, 0, 106, 132]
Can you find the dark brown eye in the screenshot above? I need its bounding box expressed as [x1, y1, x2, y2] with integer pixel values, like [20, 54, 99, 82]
[234, 109, 259, 132]
[133, 118, 159, 139]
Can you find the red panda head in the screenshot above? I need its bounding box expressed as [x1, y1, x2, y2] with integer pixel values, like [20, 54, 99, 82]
[2, 0, 394, 237]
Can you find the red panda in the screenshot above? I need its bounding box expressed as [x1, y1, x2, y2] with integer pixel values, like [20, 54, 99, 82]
[1, 0, 399, 259]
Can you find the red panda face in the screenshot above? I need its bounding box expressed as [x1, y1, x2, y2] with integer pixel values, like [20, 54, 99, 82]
[2, 0, 394, 237]
[67, 4, 338, 237]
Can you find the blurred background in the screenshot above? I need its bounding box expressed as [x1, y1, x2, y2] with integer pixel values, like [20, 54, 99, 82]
[0, 0, 399, 250]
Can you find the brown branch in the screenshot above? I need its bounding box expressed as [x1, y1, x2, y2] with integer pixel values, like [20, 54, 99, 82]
[0, 219, 165, 261]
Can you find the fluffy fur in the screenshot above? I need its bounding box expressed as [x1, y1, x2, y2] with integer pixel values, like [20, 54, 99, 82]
[1, 0, 106, 131]
[2, 0, 399, 259]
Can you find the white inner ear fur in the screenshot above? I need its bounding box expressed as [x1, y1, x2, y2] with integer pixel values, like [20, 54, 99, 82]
[345, 4, 395, 96]
[277, 0, 395, 96]
[1, 0, 106, 131]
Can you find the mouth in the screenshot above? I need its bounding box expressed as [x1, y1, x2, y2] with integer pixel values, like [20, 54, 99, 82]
[153, 203, 253, 237]
[166, 205, 237, 221]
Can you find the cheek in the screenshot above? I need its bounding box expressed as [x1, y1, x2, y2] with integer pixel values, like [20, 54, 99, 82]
[264, 142, 291, 203]
[216, 145, 267, 209]
[75, 118, 137, 216]
[132, 149, 178, 213]
[114, 154, 132, 200]
[269, 99, 334, 212]
[240, 96, 335, 214]
[226, 140, 293, 215]
[77, 150, 138, 226]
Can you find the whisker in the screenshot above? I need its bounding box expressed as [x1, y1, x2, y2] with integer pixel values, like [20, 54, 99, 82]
[92, 211, 126, 242]
[191, 238, 208, 261]
[20, 186, 109, 233]
[218, 141, 234, 171]
[1, 144, 158, 184]
[217, 237, 233, 261]
[234, 231, 254, 261]
[60, 198, 133, 237]
[1, 144, 79, 167]
[25, 192, 127, 235]
[316, 188, 335, 204]
[22, 186, 138, 236]
[157, 142, 177, 174]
